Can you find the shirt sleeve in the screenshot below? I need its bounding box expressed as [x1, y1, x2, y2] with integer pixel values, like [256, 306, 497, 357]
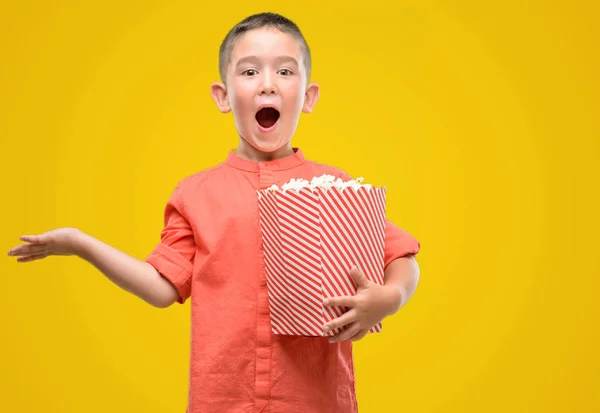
[145, 183, 195, 304]
[336, 169, 421, 269]
[383, 219, 421, 268]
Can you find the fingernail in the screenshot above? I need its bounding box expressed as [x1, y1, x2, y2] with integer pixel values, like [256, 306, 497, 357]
[323, 298, 330, 305]
[328, 338, 335, 343]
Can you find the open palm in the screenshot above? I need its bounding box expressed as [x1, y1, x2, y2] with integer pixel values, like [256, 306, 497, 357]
[7, 227, 81, 263]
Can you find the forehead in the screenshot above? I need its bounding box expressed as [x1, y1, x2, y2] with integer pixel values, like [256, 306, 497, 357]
[230, 27, 302, 62]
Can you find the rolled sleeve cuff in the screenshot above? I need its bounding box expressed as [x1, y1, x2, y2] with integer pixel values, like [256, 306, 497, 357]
[145, 243, 193, 304]
[384, 237, 421, 269]
[384, 220, 421, 270]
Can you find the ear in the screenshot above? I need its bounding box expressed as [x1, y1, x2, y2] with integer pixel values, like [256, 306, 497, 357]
[211, 81, 231, 113]
[302, 82, 320, 113]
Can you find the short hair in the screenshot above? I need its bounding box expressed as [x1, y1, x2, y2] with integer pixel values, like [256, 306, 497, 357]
[218, 12, 312, 83]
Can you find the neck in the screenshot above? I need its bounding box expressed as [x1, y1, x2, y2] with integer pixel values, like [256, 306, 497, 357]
[235, 139, 295, 162]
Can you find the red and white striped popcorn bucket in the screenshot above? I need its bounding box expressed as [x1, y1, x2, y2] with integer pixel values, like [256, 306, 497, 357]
[257, 185, 387, 337]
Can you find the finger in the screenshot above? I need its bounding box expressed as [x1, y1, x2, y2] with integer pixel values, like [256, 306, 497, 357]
[20, 235, 43, 244]
[329, 322, 361, 343]
[323, 309, 357, 334]
[17, 253, 47, 263]
[9, 245, 30, 256]
[8, 244, 47, 256]
[351, 329, 369, 342]
[350, 265, 370, 289]
[323, 295, 355, 308]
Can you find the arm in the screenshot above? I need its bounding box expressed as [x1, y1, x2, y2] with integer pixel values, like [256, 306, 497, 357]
[7, 227, 179, 308]
[8, 185, 194, 308]
[323, 255, 420, 342]
[75, 230, 179, 308]
[383, 253, 421, 315]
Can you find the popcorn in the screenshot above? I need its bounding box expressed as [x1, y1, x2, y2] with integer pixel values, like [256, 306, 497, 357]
[266, 174, 373, 192]
[257, 174, 387, 337]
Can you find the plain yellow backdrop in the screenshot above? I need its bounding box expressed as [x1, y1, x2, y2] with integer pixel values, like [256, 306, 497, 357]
[1, 1, 598, 412]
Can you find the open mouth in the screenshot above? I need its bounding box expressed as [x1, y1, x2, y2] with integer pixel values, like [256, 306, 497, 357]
[255, 107, 280, 130]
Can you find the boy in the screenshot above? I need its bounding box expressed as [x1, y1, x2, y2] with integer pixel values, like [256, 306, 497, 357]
[7, 12, 420, 413]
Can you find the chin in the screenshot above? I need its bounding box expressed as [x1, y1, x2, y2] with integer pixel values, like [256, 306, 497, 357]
[243, 125, 291, 153]
[247, 137, 290, 153]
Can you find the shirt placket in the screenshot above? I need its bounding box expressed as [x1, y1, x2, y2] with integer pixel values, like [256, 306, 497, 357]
[255, 163, 274, 412]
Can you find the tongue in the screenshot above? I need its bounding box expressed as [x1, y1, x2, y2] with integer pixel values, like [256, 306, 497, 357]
[256, 108, 279, 129]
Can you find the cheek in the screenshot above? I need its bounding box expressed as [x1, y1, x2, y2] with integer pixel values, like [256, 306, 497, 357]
[282, 84, 304, 110]
[229, 84, 255, 118]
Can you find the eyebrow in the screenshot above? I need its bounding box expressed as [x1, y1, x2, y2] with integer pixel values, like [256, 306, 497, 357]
[235, 55, 299, 69]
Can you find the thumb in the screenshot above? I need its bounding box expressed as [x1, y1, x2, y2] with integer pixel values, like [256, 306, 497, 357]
[350, 265, 370, 289]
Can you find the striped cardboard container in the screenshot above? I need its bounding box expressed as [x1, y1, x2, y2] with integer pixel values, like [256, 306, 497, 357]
[257, 185, 387, 337]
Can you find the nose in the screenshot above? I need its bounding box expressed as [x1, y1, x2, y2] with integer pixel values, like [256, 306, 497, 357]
[259, 72, 277, 95]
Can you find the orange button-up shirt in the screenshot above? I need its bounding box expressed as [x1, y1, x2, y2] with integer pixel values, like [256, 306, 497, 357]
[145, 148, 420, 413]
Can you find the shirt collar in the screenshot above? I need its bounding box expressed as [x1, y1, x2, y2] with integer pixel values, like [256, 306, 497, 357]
[225, 147, 306, 172]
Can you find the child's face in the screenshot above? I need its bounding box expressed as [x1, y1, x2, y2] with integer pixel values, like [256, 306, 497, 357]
[211, 27, 319, 153]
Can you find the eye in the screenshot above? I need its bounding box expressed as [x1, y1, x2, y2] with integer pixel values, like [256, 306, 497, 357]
[278, 69, 293, 76]
[242, 69, 258, 76]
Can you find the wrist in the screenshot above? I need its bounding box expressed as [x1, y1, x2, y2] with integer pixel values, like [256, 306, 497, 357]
[71, 229, 89, 258]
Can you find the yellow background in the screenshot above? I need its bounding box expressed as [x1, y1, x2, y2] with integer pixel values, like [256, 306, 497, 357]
[1, 1, 598, 412]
